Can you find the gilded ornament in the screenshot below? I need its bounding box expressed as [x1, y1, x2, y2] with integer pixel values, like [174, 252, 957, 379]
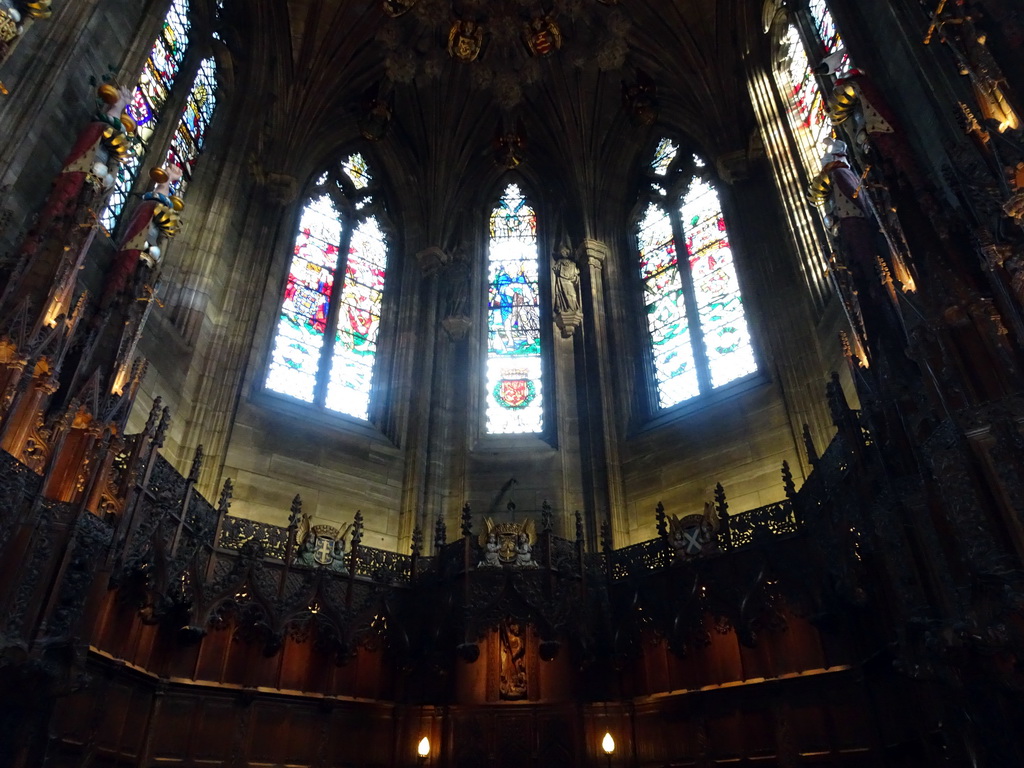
[829, 81, 858, 125]
[808, 169, 833, 206]
[447, 19, 485, 63]
[153, 206, 180, 238]
[24, 0, 51, 19]
[120, 114, 137, 133]
[149, 166, 170, 184]
[493, 122, 525, 170]
[97, 83, 121, 104]
[522, 15, 562, 57]
[170, 195, 185, 212]
[0, 10, 18, 44]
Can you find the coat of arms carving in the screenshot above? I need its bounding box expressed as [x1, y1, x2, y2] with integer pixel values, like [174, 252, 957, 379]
[478, 517, 538, 568]
[667, 502, 719, 562]
[295, 514, 351, 572]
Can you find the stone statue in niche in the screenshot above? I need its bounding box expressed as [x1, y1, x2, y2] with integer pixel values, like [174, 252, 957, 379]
[552, 247, 580, 313]
[499, 619, 527, 700]
[552, 245, 583, 338]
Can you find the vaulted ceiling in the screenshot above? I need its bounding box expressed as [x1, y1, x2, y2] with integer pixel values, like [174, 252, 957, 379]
[222, 0, 766, 247]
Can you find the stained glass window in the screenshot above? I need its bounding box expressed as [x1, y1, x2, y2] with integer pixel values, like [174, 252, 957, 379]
[102, 0, 192, 230]
[680, 178, 757, 388]
[165, 56, 218, 196]
[637, 140, 756, 409]
[808, 0, 849, 75]
[778, 22, 830, 174]
[342, 153, 372, 190]
[266, 154, 390, 421]
[651, 137, 678, 177]
[486, 183, 543, 434]
[776, 1, 848, 175]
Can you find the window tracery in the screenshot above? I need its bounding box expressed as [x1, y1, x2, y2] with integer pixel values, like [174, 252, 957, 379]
[485, 183, 543, 434]
[636, 139, 756, 410]
[265, 154, 389, 422]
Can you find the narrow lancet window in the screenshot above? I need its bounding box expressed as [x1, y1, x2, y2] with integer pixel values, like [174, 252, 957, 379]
[165, 56, 217, 196]
[486, 183, 543, 434]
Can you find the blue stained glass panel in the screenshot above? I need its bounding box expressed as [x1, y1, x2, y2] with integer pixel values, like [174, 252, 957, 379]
[486, 184, 543, 434]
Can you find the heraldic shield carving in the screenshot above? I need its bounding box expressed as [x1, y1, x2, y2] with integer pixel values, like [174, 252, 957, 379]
[296, 515, 352, 572]
[667, 502, 719, 562]
[477, 517, 539, 568]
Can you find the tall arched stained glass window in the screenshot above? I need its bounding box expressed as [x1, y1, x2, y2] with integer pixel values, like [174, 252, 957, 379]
[637, 138, 756, 409]
[102, 0, 220, 227]
[265, 154, 389, 421]
[486, 183, 543, 434]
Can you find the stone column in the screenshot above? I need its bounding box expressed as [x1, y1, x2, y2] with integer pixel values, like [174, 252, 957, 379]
[179, 170, 298, 498]
[575, 238, 627, 547]
[396, 246, 444, 552]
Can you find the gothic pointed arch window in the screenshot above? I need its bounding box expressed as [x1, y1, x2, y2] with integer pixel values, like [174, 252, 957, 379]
[265, 153, 390, 422]
[101, 0, 221, 229]
[485, 183, 544, 434]
[636, 138, 757, 409]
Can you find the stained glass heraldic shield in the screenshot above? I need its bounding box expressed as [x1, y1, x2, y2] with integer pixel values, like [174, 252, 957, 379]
[637, 138, 756, 409]
[486, 184, 543, 434]
[265, 154, 389, 421]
